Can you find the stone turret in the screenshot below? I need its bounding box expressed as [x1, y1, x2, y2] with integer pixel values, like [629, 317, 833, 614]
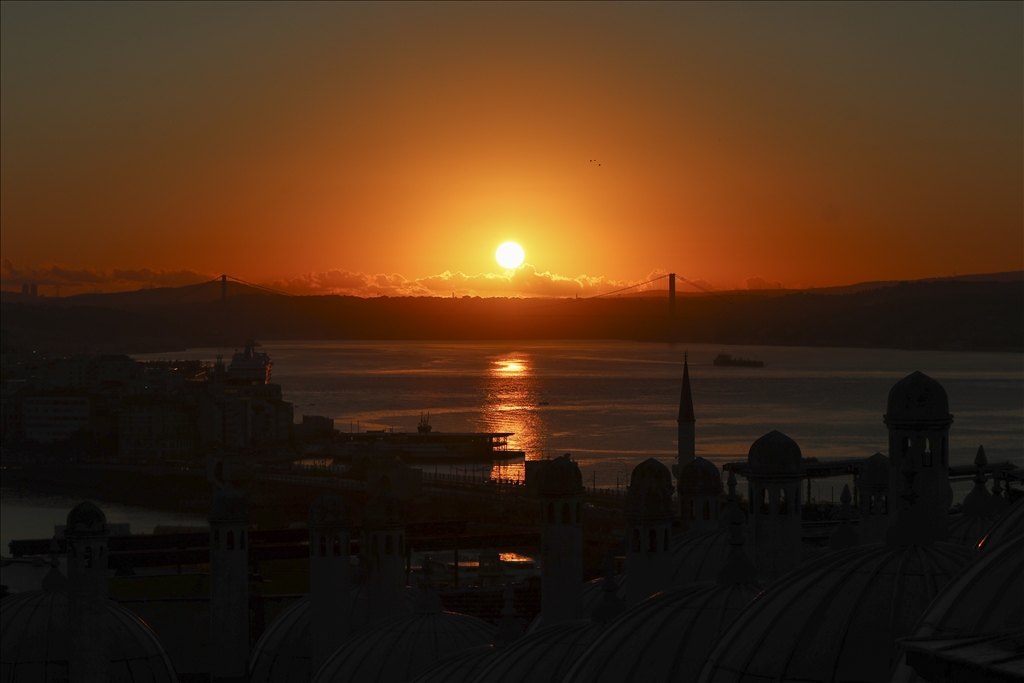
[747, 431, 803, 581]
[363, 492, 407, 622]
[539, 453, 584, 625]
[679, 457, 722, 533]
[625, 458, 674, 605]
[66, 502, 110, 683]
[309, 493, 352, 670]
[209, 487, 250, 682]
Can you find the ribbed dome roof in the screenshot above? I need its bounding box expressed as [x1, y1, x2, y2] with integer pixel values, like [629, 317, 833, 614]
[698, 543, 975, 683]
[468, 619, 606, 683]
[309, 493, 349, 528]
[66, 501, 107, 534]
[885, 371, 952, 424]
[890, 535, 1024, 683]
[670, 528, 744, 585]
[209, 487, 249, 524]
[977, 498, 1024, 553]
[0, 579, 177, 683]
[538, 454, 583, 497]
[311, 610, 493, 683]
[564, 581, 761, 683]
[626, 458, 674, 520]
[408, 644, 494, 683]
[250, 586, 419, 683]
[678, 457, 723, 494]
[948, 515, 996, 548]
[747, 431, 802, 474]
[856, 452, 889, 489]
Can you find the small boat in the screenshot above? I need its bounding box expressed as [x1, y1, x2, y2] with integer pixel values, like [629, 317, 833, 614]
[713, 353, 764, 368]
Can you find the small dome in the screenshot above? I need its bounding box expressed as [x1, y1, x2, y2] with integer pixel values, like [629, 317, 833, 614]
[626, 458, 674, 520]
[312, 610, 493, 683]
[890, 534, 1023, 683]
[678, 457, 723, 495]
[250, 586, 419, 683]
[977, 498, 1024, 552]
[747, 431, 802, 474]
[309, 493, 349, 528]
[209, 487, 249, 524]
[364, 493, 403, 527]
[409, 644, 494, 683]
[699, 543, 975, 683]
[469, 619, 606, 682]
[538, 454, 583, 497]
[66, 501, 107, 535]
[564, 582, 761, 683]
[885, 371, 952, 424]
[0, 587, 177, 682]
[856, 452, 889, 489]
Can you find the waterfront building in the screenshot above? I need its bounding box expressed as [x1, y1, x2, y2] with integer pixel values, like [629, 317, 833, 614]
[22, 395, 91, 443]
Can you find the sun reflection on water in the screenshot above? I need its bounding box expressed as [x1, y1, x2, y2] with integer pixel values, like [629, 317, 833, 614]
[482, 353, 545, 482]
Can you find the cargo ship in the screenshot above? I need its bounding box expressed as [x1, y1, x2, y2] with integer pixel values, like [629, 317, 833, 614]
[713, 353, 764, 368]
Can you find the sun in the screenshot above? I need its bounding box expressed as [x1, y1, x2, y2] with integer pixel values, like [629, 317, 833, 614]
[496, 242, 525, 269]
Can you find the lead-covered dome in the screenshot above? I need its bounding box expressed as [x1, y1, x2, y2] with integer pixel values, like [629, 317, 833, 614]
[468, 618, 606, 683]
[409, 644, 494, 683]
[977, 498, 1024, 552]
[698, 543, 975, 683]
[538, 454, 583, 497]
[678, 457, 723, 494]
[890, 535, 1023, 683]
[209, 487, 249, 524]
[66, 501, 107, 535]
[748, 431, 802, 474]
[0, 569, 177, 682]
[885, 371, 952, 424]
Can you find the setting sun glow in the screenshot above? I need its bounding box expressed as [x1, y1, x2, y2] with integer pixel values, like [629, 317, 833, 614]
[496, 242, 525, 269]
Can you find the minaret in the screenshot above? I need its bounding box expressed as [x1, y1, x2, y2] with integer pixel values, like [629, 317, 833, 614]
[539, 453, 585, 625]
[363, 492, 408, 622]
[747, 431, 803, 582]
[677, 353, 696, 496]
[309, 493, 352, 670]
[624, 458, 674, 606]
[209, 487, 250, 682]
[65, 502, 110, 683]
[884, 371, 954, 540]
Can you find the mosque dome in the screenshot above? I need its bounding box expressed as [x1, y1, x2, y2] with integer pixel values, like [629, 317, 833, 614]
[538, 454, 583, 497]
[678, 457, 723, 494]
[670, 528, 747, 585]
[66, 501, 107, 534]
[885, 371, 952, 424]
[564, 581, 761, 683]
[747, 431, 802, 475]
[698, 543, 974, 683]
[579, 575, 629, 618]
[890, 534, 1024, 683]
[408, 644, 494, 683]
[625, 458, 674, 520]
[311, 586, 493, 683]
[209, 487, 249, 524]
[977, 498, 1024, 552]
[856, 452, 890, 489]
[309, 493, 349, 528]
[250, 586, 419, 683]
[0, 569, 177, 683]
[468, 618, 606, 683]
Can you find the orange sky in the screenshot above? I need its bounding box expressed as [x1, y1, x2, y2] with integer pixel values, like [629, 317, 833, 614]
[1, 3, 1021, 296]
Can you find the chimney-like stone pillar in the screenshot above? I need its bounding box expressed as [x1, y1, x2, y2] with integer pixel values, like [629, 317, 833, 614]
[209, 487, 250, 682]
[539, 454, 585, 625]
[66, 501, 110, 683]
[309, 493, 352, 669]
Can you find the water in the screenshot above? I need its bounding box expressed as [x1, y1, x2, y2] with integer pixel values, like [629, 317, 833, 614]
[4, 341, 1021, 551]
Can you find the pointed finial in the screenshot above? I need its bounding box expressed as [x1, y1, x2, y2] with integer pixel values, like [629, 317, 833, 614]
[828, 484, 859, 550]
[678, 357, 695, 423]
[974, 445, 988, 468]
[494, 583, 524, 647]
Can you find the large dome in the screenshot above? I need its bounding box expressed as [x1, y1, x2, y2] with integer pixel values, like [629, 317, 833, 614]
[698, 543, 975, 683]
[678, 457, 723, 494]
[884, 371, 952, 425]
[564, 581, 761, 683]
[409, 644, 494, 683]
[467, 618, 606, 683]
[311, 610, 493, 683]
[747, 431, 802, 474]
[209, 487, 249, 524]
[0, 573, 177, 683]
[538, 454, 584, 497]
[890, 535, 1024, 683]
[250, 586, 419, 683]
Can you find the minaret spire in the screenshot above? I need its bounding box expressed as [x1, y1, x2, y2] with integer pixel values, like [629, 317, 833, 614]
[678, 352, 695, 423]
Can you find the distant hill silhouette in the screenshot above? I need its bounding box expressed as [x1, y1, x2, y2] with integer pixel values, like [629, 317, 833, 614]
[1, 272, 1021, 354]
